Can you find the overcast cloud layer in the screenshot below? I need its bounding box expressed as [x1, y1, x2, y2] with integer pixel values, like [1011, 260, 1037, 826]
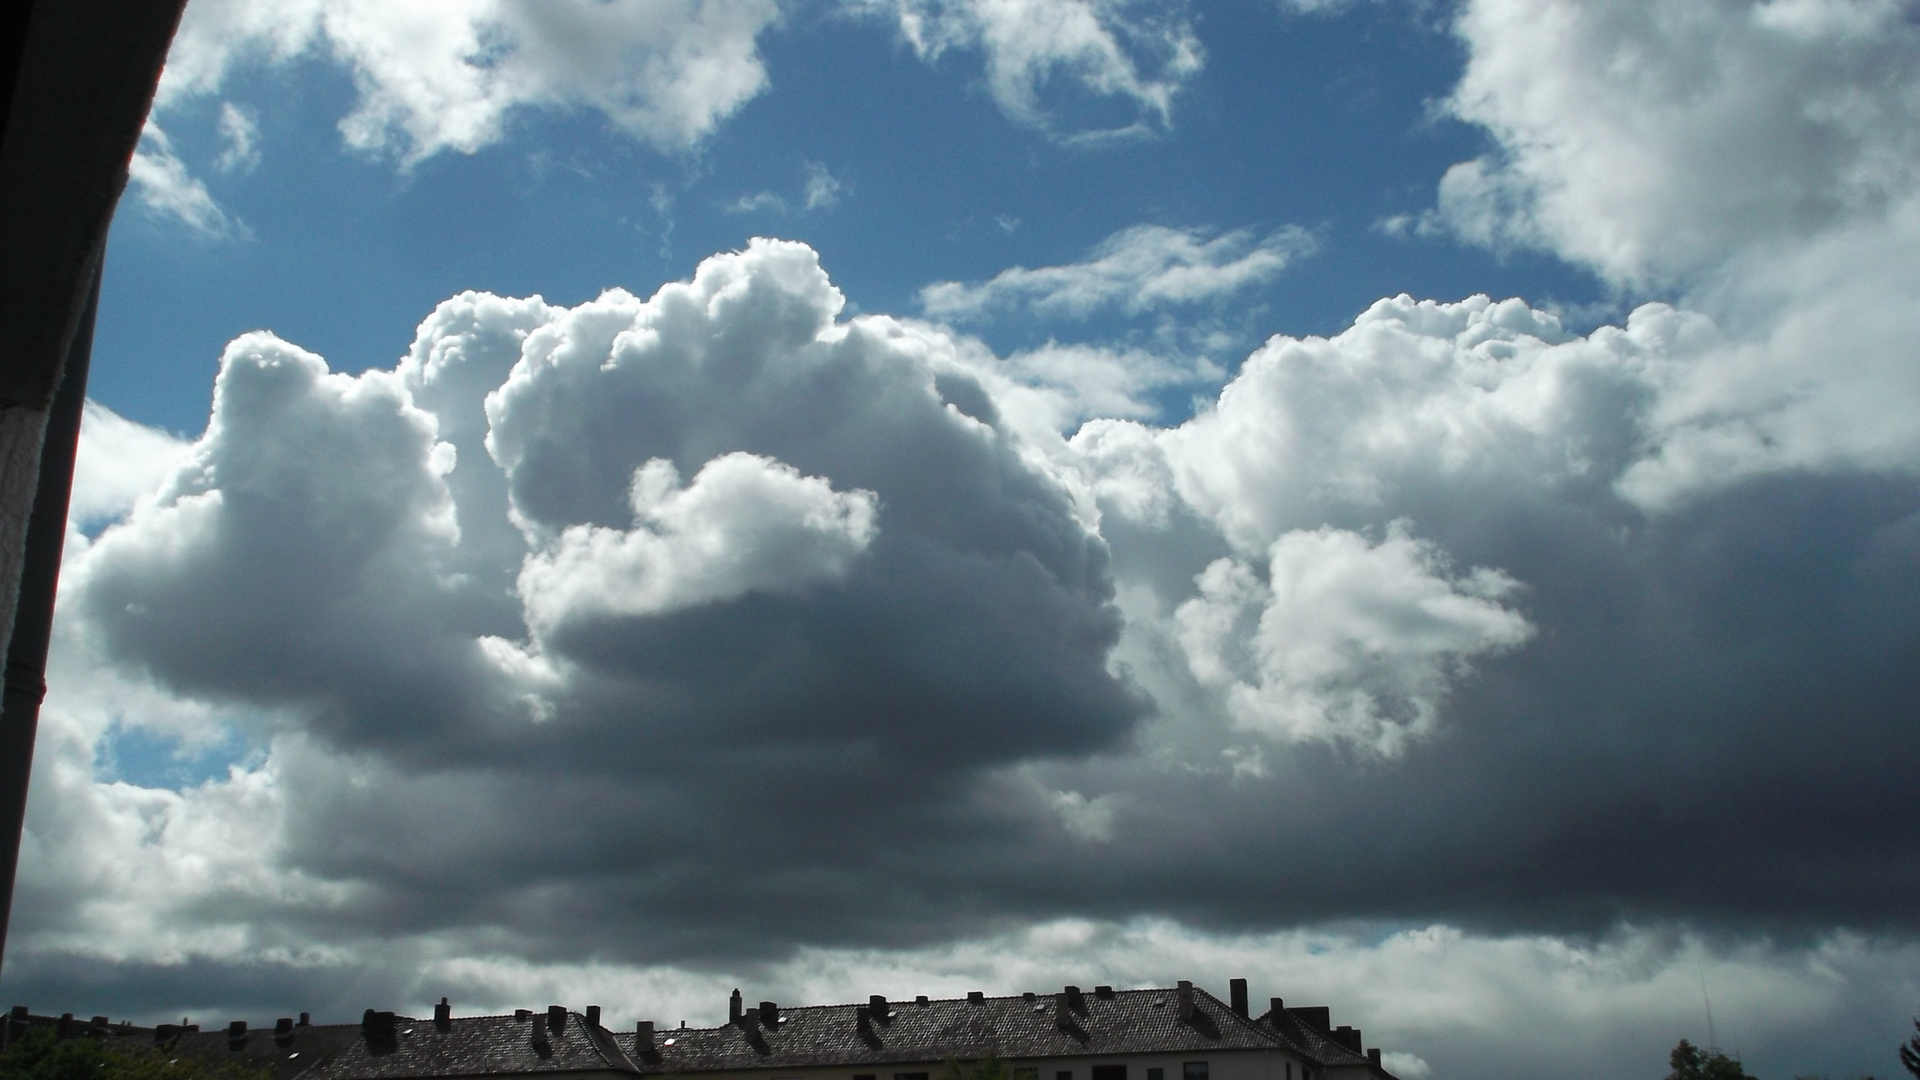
[10, 1, 1920, 1078]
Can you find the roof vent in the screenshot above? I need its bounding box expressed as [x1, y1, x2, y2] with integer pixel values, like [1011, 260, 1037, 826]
[586, 1006, 601, 1028]
[275, 1018, 294, 1037]
[435, 999, 451, 1032]
[1094, 986, 1114, 1000]
[759, 1002, 778, 1028]
[548, 1006, 567, 1034]
[967, 992, 984, 1004]
[1230, 979, 1248, 1018]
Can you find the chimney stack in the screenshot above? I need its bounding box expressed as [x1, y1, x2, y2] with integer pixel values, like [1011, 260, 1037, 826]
[227, 1021, 247, 1040]
[275, 1018, 294, 1036]
[729, 990, 744, 1025]
[636, 1020, 654, 1050]
[299, 1013, 310, 1027]
[1333, 1026, 1362, 1053]
[1064, 986, 1085, 1013]
[1367, 1050, 1381, 1068]
[548, 1006, 567, 1035]
[1175, 981, 1194, 1021]
[435, 999, 452, 1031]
[868, 995, 888, 1022]
[586, 1006, 601, 1028]
[1230, 979, 1248, 1018]
[758, 1002, 778, 1028]
[967, 992, 984, 1004]
[1268, 998, 1283, 1024]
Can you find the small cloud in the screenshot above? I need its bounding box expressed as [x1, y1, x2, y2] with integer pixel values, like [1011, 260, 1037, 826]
[1049, 790, 1119, 842]
[802, 161, 843, 210]
[127, 121, 241, 238]
[921, 223, 1314, 322]
[213, 101, 260, 173]
[1380, 1053, 1430, 1080]
[995, 214, 1020, 234]
[726, 191, 788, 214]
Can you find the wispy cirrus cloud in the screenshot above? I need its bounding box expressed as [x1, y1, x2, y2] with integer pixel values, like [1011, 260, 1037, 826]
[920, 224, 1314, 322]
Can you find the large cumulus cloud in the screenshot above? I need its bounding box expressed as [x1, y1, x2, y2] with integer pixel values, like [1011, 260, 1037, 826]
[53, 239, 1142, 963]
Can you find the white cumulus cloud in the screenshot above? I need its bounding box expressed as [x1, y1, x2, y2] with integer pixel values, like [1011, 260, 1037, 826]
[1175, 524, 1532, 758]
[159, 0, 782, 163]
[517, 453, 878, 633]
[857, 0, 1204, 138]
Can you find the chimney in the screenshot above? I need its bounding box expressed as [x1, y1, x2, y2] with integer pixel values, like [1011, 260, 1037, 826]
[435, 999, 452, 1031]
[636, 1020, 654, 1050]
[228, 1020, 247, 1040]
[1296, 1006, 1330, 1032]
[1094, 986, 1114, 1000]
[275, 1018, 294, 1036]
[586, 1006, 601, 1029]
[1333, 1026, 1362, 1053]
[57, 1014, 74, 1038]
[548, 1006, 567, 1034]
[730, 990, 744, 1025]
[967, 992, 984, 1004]
[1268, 998, 1284, 1024]
[758, 1002, 778, 1028]
[868, 995, 889, 1022]
[1367, 1050, 1382, 1068]
[1175, 981, 1194, 1021]
[91, 1016, 110, 1032]
[1064, 986, 1085, 1013]
[1230, 979, 1248, 1018]
[299, 1013, 310, 1027]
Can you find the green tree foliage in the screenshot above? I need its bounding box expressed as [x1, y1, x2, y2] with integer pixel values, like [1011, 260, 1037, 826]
[0, 1029, 264, 1080]
[1900, 1014, 1920, 1080]
[945, 1053, 1013, 1080]
[1668, 1039, 1759, 1080]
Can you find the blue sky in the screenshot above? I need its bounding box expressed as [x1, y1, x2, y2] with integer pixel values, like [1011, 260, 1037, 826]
[93, 2, 1599, 435]
[12, 2, 1920, 1079]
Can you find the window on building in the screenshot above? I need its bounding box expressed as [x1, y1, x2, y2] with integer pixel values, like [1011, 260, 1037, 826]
[1056, 1070, 1073, 1080]
[1148, 1069, 1164, 1080]
[1092, 1066, 1125, 1080]
[1182, 1062, 1209, 1080]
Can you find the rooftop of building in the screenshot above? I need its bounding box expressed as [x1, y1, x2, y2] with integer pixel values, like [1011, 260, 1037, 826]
[2, 981, 1393, 1080]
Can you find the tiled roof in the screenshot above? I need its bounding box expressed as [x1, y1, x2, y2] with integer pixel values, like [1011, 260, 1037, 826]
[8, 1010, 639, 1080]
[633, 986, 1297, 1073]
[1251, 1010, 1372, 1074]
